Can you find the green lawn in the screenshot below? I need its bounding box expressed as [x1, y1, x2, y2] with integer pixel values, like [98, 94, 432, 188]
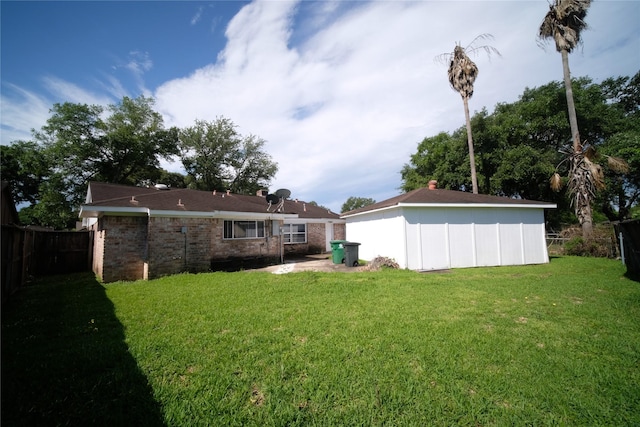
[3, 257, 639, 426]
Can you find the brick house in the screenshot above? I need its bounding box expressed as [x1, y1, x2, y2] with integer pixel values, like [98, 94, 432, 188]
[80, 182, 345, 282]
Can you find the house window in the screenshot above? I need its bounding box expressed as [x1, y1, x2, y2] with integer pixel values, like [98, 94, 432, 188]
[283, 223, 306, 244]
[224, 220, 265, 239]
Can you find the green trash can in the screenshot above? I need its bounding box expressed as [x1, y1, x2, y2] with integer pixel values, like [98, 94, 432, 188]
[343, 242, 361, 267]
[330, 240, 346, 264]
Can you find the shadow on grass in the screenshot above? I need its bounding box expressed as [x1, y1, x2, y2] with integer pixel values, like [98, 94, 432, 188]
[1, 273, 166, 426]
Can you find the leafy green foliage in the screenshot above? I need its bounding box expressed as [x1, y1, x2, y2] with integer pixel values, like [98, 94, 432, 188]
[180, 117, 278, 194]
[340, 196, 376, 213]
[38, 96, 180, 204]
[2, 96, 182, 228]
[0, 140, 49, 205]
[2, 98, 279, 228]
[402, 72, 640, 226]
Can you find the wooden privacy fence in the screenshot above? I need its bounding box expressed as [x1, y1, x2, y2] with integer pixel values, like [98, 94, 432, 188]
[1, 226, 93, 304]
[615, 219, 640, 278]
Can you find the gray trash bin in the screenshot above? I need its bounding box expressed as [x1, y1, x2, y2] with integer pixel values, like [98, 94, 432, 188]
[343, 242, 361, 267]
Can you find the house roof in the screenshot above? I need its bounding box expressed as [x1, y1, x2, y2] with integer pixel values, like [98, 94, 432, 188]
[341, 187, 556, 218]
[80, 182, 342, 220]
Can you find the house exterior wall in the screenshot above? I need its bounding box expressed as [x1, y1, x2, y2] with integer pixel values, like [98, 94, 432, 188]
[91, 223, 105, 280]
[333, 223, 346, 241]
[146, 217, 215, 280]
[145, 217, 283, 280]
[284, 222, 324, 255]
[93, 215, 346, 282]
[284, 222, 345, 255]
[94, 216, 148, 282]
[346, 206, 550, 270]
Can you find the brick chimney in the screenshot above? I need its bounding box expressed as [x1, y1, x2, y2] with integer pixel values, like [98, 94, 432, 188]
[428, 180, 438, 190]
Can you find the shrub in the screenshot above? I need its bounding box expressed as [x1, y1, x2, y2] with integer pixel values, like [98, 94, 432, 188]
[561, 225, 618, 258]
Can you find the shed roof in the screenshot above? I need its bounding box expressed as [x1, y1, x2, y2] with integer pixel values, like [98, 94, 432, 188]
[81, 182, 341, 220]
[341, 187, 556, 218]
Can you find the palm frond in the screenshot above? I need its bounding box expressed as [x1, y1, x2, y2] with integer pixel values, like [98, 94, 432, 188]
[606, 155, 630, 173]
[585, 158, 605, 190]
[538, 0, 591, 53]
[465, 34, 502, 60]
[465, 33, 495, 49]
[448, 46, 478, 99]
[583, 144, 597, 160]
[550, 173, 563, 191]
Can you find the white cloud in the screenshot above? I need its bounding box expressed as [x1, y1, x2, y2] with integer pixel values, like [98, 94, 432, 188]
[191, 6, 203, 26]
[0, 84, 51, 144]
[42, 76, 113, 106]
[96, 74, 130, 100]
[0, 78, 115, 145]
[155, 0, 639, 212]
[124, 51, 153, 95]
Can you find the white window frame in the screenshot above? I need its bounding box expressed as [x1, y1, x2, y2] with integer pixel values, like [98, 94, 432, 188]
[223, 220, 265, 239]
[282, 223, 307, 244]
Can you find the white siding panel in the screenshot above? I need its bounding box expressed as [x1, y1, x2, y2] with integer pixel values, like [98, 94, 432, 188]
[499, 223, 524, 265]
[523, 221, 549, 264]
[475, 223, 500, 266]
[404, 208, 450, 270]
[449, 223, 475, 268]
[345, 210, 406, 267]
[419, 223, 449, 270]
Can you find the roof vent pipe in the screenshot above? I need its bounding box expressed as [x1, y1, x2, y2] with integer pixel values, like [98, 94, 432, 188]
[428, 180, 438, 190]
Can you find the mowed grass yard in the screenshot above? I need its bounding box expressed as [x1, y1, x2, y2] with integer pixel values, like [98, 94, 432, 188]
[2, 256, 639, 426]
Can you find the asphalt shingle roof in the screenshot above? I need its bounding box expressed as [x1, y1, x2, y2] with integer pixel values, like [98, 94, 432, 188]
[84, 182, 341, 219]
[341, 187, 556, 216]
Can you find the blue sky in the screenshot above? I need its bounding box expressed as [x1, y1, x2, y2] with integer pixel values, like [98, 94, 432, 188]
[2, 0, 639, 212]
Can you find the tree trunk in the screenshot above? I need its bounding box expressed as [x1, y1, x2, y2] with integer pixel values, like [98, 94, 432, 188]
[561, 49, 592, 238]
[561, 50, 580, 153]
[463, 97, 478, 194]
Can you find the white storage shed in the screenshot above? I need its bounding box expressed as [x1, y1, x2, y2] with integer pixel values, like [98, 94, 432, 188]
[342, 186, 556, 270]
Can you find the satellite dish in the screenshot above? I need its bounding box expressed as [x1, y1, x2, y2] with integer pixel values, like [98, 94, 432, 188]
[275, 188, 291, 199]
[266, 194, 280, 204]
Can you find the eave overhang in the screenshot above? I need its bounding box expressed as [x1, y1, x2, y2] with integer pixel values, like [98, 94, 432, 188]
[79, 205, 298, 220]
[341, 202, 558, 219]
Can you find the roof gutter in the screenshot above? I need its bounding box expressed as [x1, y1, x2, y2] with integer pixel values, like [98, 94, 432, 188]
[79, 205, 298, 220]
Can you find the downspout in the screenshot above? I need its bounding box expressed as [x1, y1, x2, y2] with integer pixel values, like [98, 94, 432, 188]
[143, 212, 151, 280]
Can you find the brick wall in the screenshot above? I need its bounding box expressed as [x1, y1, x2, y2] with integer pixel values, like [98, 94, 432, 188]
[146, 217, 215, 280]
[333, 223, 346, 240]
[95, 215, 346, 282]
[98, 216, 147, 282]
[285, 222, 327, 255]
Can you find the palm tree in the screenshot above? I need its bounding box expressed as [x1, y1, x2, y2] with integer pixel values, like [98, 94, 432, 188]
[550, 145, 629, 236]
[437, 34, 500, 194]
[539, 0, 594, 236]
